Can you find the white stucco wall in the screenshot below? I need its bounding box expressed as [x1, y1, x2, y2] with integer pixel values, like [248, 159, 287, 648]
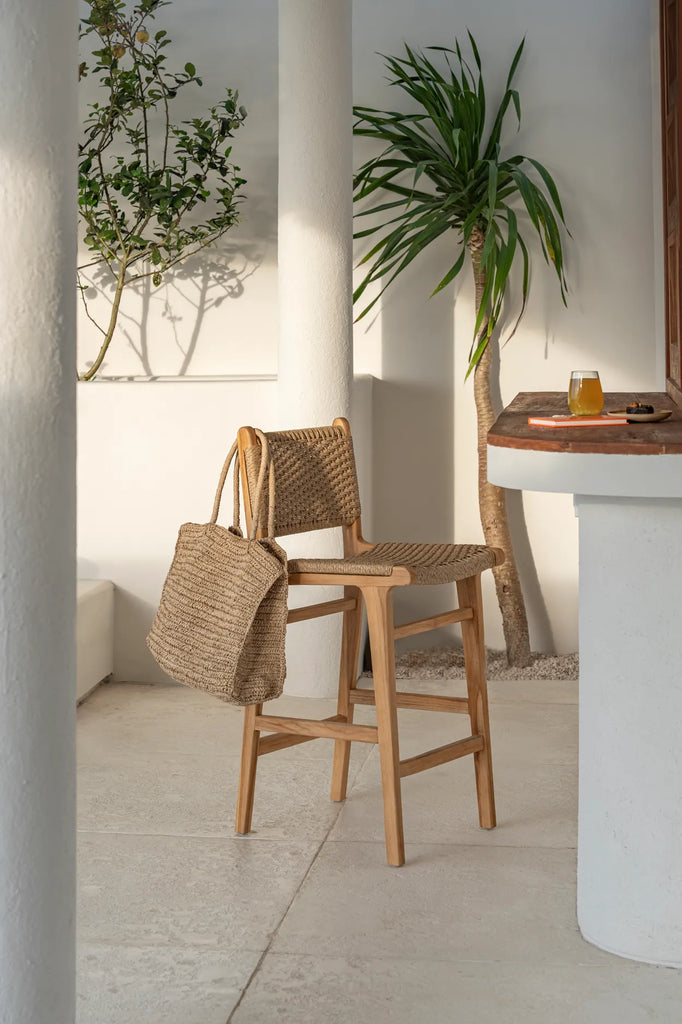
[77, 0, 661, 660]
[78, 379, 278, 684]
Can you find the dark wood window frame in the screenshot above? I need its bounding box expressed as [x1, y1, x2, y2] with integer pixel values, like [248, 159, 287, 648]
[661, 0, 682, 405]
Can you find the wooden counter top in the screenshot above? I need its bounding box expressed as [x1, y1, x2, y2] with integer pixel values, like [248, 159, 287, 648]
[488, 393, 682, 455]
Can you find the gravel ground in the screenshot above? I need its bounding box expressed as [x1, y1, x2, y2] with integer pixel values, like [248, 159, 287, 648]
[363, 647, 578, 681]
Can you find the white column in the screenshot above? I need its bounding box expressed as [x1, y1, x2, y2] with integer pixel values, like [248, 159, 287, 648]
[278, 0, 353, 425]
[489, 443, 682, 966]
[576, 495, 682, 967]
[0, 1, 77, 1021]
[278, 0, 354, 697]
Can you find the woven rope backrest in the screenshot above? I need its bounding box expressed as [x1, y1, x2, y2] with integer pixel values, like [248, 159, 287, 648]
[242, 424, 362, 537]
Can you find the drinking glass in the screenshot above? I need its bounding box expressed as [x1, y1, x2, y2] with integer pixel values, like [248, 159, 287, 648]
[568, 370, 604, 415]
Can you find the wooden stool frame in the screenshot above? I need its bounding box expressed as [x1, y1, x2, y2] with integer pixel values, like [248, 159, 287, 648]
[234, 418, 500, 867]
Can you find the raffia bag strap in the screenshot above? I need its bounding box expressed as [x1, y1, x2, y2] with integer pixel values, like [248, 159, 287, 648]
[209, 429, 276, 540]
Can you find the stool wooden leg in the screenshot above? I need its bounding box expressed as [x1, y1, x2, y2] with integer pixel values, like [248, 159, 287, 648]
[457, 575, 496, 829]
[331, 587, 364, 802]
[363, 586, 404, 867]
[235, 702, 262, 834]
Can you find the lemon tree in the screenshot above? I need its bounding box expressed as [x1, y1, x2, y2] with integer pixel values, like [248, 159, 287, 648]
[78, 0, 247, 379]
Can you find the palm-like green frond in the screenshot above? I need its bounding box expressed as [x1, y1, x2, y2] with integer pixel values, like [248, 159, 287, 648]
[353, 34, 568, 376]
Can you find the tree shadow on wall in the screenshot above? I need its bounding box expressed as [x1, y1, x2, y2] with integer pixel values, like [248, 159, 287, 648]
[79, 241, 263, 377]
[368, 243, 554, 654]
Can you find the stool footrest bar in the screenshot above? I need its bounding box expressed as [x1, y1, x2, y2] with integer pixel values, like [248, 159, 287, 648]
[393, 607, 473, 640]
[349, 689, 469, 714]
[258, 715, 346, 755]
[254, 714, 378, 744]
[287, 597, 357, 624]
[399, 735, 484, 778]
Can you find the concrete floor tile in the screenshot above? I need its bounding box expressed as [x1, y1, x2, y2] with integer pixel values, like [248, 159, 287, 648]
[271, 842, 609, 965]
[78, 832, 318, 951]
[81, 680, 218, 716]
[77, 944, 259, 1024]
[78, 682, 244, 761]
[78, 750, 371, 840]
[232, 954, 682, 1024]
[487, 677, 578, 705]
[372, 676, 579, 705]
[490, 701, 578, 766]
[78, 682, 348, 764]
[266, 693, 342, 718]
[330, 752, 577, 848]
[361, 698, 578, 767]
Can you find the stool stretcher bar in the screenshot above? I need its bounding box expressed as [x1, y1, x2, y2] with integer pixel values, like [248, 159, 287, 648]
[257, 715, 347, 755]
[399, 735, 484, 778]
[349, 689, 469, 714]
[287, 596, 357, 624]
[254, 714, 378, 744]
[393, 606, 473, 640]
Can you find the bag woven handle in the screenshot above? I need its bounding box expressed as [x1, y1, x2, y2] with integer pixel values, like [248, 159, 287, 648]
[210, 430, 276, 540]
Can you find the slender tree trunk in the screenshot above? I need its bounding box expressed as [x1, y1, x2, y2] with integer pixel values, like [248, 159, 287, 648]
[467, 227, 531, 667]
[78, 261, 128, 381]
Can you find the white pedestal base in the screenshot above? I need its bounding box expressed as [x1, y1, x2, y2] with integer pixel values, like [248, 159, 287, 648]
[489, 432, 682, 968]
[576, 495, 682, 967]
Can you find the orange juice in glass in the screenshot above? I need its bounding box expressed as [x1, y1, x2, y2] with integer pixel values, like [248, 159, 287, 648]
[568, 370, 604, 415]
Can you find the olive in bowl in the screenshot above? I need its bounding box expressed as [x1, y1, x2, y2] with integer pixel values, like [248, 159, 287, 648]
[626, 402, 655, 415]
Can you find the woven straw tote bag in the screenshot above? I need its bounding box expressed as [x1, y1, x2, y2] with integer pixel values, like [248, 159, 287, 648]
[146, 430, 288, 705]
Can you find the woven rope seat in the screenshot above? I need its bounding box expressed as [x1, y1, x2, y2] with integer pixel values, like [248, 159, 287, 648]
[288, 541, 497, 585]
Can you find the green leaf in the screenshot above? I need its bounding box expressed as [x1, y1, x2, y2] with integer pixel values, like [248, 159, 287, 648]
[510, 89, 521, 126]
[466, 30, 482, 71]
[465, 329, 491, 379]
[430, 245, 467, 295]
[527, 157, 566, 222]
[505, 37, 525, 90]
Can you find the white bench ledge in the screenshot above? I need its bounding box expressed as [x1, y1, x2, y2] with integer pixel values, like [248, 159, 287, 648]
[77, 580, 114, 702]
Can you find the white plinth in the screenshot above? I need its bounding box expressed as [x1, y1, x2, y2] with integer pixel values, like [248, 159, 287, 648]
[77, 580, 114, 702]
[489, 441, 682, 967]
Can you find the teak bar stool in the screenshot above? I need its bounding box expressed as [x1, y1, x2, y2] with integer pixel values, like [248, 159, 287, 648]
[235, 418, 504, 866]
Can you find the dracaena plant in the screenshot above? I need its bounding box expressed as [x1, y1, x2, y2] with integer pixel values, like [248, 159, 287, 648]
[78, 0, 247, 380]
[353, 34, 568, 667]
